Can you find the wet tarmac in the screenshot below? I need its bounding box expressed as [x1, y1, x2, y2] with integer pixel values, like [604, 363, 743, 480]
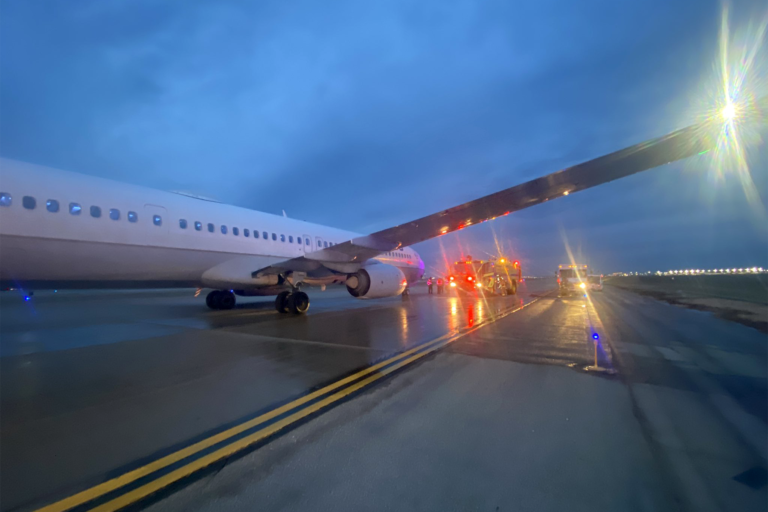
[2, 280, 765, 511]
[0, 280, 552, 511]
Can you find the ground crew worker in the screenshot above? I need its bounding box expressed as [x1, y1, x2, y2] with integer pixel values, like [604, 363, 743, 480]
[436, 277, 444, 294]
[427, 277, 434, 294]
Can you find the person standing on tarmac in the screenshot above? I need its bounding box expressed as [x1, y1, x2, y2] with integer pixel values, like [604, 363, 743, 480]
[436, 277, 444, 294]
[427, 277, 434, 294]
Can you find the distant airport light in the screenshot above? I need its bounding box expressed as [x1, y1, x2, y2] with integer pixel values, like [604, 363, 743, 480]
[579, 282, 586, 289]
[450, 282, 457, 287]
[476, 282, 482, 288]
[563, 191, 570, 196]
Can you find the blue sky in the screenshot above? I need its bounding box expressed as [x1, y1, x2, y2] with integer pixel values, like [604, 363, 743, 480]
[1, 0, 766, 275]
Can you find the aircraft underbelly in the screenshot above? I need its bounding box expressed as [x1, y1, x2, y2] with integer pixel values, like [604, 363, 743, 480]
[0, 235, 273, 288]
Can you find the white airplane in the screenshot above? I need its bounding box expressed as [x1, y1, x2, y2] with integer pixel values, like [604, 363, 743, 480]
[0, 119, 720, 314]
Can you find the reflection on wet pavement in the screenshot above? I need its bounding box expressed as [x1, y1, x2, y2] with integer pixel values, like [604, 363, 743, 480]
[449, 292, 615, 372]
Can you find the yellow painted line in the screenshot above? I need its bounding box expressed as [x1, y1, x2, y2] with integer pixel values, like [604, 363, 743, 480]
[35, 294, 549, 512]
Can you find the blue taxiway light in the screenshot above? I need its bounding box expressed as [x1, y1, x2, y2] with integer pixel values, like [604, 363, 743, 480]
[24, 296, 30, 301]
[592, 333, 599, 340]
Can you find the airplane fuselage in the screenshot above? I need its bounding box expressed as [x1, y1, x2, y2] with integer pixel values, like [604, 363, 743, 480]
[0, 159, 424, 291]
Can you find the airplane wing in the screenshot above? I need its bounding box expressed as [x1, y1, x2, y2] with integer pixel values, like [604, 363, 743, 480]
[253, 104, 761, 279]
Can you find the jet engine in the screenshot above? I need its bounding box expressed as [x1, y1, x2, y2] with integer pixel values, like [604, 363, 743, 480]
[346, 264, 407, 298]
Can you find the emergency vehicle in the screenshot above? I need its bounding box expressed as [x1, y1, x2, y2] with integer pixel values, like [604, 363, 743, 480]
[447, 256, 521, 295]
[557, 264, 588, 296]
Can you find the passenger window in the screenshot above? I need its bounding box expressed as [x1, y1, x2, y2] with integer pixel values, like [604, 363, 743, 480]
[179, 219, 187, 229]
[280, 234, 285, 242]
[263, 231, 268, 239]
[22, 196, 36, 210]
[110, 209, 120, 221]
[221, 225, 227, 234]
[208, 223, 214, 233]
[323, 241, 328, 248]
[289, 236, 293, 243]
[244, 228, 250, 237]
[0, 193, 11, 207]
[233, 227, 239, 236]
[318, 240, 322, 247]
[90, 205, 101, 218]
[305, 238, 310, 245]
[253, 230, 259, 239]
[195, 221, 202, 231]
[153, 215, 162, 226]
[271, 233, 276, 241]
[46, 199, 59, 213]
[128, 211, 137, 222]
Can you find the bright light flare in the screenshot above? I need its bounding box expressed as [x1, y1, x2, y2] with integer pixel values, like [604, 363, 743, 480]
[721, 101, 737, 120]
[688, 6, 767, 211]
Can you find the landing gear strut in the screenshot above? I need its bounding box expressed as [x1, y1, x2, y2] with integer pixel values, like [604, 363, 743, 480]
[206, 290, 236, 310]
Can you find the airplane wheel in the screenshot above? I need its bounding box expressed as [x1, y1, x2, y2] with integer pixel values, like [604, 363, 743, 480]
[219, 291, 236, 310]
[206, 290, 222, 310]
[275, 291, 291, 313]
[288, 291, 310, 314]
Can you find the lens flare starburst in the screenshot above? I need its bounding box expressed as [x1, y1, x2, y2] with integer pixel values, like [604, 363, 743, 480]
[689, 5, 767, 210]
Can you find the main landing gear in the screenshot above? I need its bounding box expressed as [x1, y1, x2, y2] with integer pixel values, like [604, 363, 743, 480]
[275, 290, 310, 314]
[206, 290, 236, 310]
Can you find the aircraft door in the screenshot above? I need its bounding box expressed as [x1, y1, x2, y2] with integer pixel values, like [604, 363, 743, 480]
[300, 234, 312, 253]
[143, 204, 169, 246]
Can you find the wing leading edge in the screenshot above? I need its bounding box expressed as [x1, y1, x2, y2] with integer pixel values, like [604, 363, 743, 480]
[255, 99, 766, 278]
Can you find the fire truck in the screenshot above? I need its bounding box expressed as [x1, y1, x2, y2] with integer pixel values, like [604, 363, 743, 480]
[447, 256, 521, 295]
[557, 264, 588, 296]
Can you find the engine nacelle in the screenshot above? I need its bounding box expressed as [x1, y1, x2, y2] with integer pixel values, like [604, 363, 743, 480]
[346, 264, 407, 299]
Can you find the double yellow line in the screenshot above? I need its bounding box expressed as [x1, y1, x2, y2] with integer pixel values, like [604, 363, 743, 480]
[36, 295, 546, 512]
